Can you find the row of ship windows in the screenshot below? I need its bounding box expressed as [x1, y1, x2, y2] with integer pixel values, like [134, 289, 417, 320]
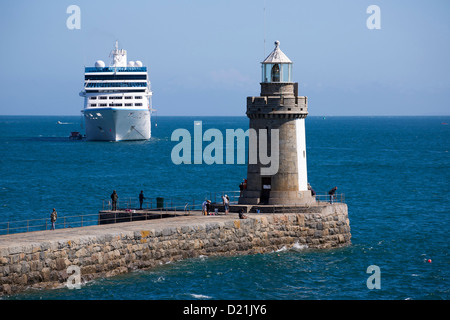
[90, 103, 144, 107]
[90, 96, 143, 100]
[85, 89, 146, 93]
[85, 75, 147, 80]
[85, 82, 147, 88]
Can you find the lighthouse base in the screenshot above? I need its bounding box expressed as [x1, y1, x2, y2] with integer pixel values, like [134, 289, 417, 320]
[238, 190, 315, 206]
[267, 190, 315, 205]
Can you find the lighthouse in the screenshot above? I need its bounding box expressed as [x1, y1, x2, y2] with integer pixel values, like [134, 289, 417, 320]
[239, 41, 314, 206]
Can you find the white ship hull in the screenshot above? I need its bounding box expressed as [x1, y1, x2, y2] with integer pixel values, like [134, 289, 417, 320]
[84, 108, 151, 141]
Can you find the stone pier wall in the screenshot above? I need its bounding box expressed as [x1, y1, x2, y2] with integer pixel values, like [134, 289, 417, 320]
[0, 204, 350, 296]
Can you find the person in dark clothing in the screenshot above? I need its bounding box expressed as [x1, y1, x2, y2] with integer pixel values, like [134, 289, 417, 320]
[238, 208, 247, 219]
[139, 190, 146, 210]
[308, 183, 316, 196]
[111, 190, 118, 211]
[328, 186, 338, 203]
[206, 200, 211, 215]
[50, 208, 57, 230]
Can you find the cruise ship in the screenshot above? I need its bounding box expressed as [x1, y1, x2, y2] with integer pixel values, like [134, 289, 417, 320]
[79, 42, 152, 141]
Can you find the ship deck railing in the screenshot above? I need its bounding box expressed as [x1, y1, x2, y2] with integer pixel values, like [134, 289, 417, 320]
[85, 66, 147, 73]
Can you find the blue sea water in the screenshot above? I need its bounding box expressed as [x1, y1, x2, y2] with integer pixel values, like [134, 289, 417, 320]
[0, 115, 449, 300]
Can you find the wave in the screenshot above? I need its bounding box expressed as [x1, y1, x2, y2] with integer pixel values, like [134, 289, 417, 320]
[291, 242, 309, 251]
[190, 293, 212, 299]
[276, 242, 309, 253]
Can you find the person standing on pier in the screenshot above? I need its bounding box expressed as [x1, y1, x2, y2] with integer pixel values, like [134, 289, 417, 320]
[50, 208, 57, 230]
[222, 194, 230, 215]
[139, 190, 146, 210]
[308, 183, 316, 196]
[202, 200, 211, 215]
[111, 190, 118, 211]
[328, 186, 337, 204]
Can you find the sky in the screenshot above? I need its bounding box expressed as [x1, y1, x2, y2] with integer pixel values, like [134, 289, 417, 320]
[0, 0, 449, 116]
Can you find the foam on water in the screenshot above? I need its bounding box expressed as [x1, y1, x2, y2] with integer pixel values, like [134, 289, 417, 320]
[291, 242, 309, 251]
[190, 293, 212, 299]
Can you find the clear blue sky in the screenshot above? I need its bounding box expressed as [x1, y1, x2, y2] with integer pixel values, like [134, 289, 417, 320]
[0, 0, 449, 116]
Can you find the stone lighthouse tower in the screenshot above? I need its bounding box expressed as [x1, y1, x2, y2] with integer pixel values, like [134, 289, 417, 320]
[239, 41, 314, 206]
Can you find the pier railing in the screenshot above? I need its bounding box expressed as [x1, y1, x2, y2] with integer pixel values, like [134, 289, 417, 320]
[0, 191, 343, 235]
[0, 192, 241, 236]
[0, 203, 202, 236]
[315, 193, 345, 204]
[206, 191, 344, 205]
[100, 191, 344, 211]
[206, 191, 240, 205]
[101, 191, 241, 211]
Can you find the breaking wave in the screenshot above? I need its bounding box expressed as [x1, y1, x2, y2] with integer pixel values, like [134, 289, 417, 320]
[276, 242, 308, 253]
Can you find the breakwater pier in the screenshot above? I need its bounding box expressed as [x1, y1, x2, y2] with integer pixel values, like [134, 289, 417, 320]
[0, 203, 350, 296]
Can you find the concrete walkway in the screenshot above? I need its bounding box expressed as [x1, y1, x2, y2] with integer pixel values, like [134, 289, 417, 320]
[0, 211, 247, 251]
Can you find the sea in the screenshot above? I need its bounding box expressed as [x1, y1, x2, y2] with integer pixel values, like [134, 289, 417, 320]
[0, 115, 448, 301]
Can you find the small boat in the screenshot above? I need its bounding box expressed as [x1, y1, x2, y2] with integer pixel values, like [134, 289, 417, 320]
[69, 131, 83, 140]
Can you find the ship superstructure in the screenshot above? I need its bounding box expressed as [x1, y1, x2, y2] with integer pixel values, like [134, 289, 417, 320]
[79, 41, 152, 141]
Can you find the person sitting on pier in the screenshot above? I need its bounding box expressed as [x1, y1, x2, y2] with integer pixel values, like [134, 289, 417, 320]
[238, 208, 247, 219]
